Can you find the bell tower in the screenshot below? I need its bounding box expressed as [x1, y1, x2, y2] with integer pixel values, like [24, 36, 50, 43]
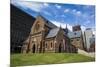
[72, 25, 81, 31]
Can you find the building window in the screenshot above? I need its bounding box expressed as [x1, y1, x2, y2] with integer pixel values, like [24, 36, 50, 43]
[74, 33, 77, 35]
[36, 21, 40, 30]
[55, 43, 56, 45]
[71, 39, 73, 42]
[77, 38, 79, 41]
[51, 42, 52, 48]
[45, 43, 47, 48]
[32, 41, 34, 43]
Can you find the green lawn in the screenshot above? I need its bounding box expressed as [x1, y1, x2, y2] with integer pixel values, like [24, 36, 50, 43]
[10, 53, 95, 67]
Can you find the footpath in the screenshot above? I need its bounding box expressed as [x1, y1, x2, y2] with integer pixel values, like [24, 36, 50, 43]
[78, 49, 95, 58]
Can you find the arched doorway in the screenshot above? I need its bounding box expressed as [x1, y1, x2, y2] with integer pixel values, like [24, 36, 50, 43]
[32, 44, 35, 53]
[59, 44, 62, 53]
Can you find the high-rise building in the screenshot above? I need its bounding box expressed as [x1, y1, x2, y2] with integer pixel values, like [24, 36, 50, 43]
[89, 35, 95, 52]
[84, 28, 93, 51]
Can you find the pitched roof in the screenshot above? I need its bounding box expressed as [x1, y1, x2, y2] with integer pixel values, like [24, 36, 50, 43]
[63, 29, 71, 35]
[68, 31, 82, 38]
[37, 15, 57, 28]
[45, 21, 57, 28]
[46, 27, 60, 38]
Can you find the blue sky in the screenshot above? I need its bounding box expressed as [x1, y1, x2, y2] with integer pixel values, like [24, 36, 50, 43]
[11, 0, 95, 32]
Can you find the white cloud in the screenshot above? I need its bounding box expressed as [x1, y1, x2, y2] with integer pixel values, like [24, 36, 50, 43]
[92, 28, 96, 35]
[72, 9, 77, 12]
[86, 20, 91, 24]
[61, 15, 66, 17]
[93, 31, 95, 35]
[90, 14, 95, 18]
[71, 9, 82, 17]
[50, 20, 94, 35]
[50, 20, 72, 31]
[55, 4, 61, 9]
[81, 26, 86, 31]
[76, 11, 82, 16]
[64, 9, 70, 13]
[21, 2, 43, 12]
[82, 13, 89, 18]
[11, 0, 28, 10]
[11, 0, 45, 12]
[83, 5, 92, 9]
[51, 20, 89, 32]
[43, 11, 52, 16]
[81, 26, 95, 36]
[67, 24, 73, 31]
[43, 3, 49, 7]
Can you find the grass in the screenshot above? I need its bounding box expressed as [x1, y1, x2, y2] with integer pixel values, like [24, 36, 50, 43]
[10, 53, 95, 67]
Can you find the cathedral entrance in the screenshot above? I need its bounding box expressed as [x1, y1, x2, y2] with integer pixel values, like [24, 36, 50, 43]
[32, 44, 35, 53]
[59, 44, 62, 53]
[39, 43, 42, 53]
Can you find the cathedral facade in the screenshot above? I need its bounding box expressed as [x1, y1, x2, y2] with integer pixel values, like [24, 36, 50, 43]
[22, 16, 77, 53]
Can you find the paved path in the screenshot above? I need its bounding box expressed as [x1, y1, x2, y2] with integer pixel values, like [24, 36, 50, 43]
[78, 49, 95, 58]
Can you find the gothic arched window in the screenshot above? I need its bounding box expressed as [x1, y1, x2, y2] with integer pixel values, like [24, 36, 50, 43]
[35, 21, 40, 31]
[51, 42, 53, 48]
[45, 43, 47, 48]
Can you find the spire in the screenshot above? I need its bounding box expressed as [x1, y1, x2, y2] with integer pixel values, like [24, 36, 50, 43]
[65, 24, 68, 33]
[60, 25, 62, 28]
[65, 24, 68, 29]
